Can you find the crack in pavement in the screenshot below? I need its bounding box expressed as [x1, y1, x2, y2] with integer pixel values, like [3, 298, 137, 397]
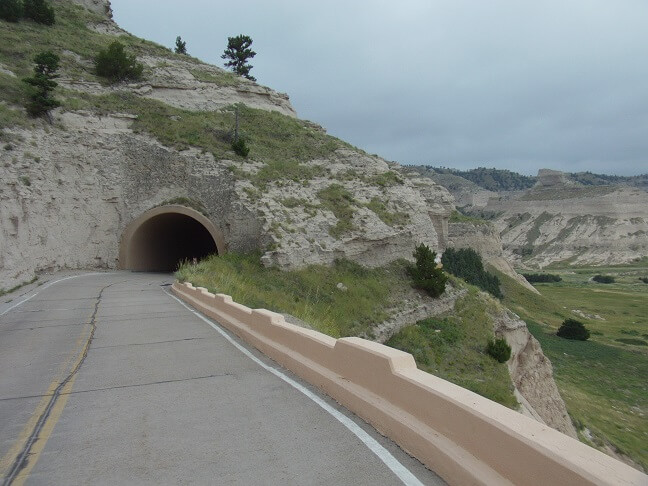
[1, 280, 121, 486]
[0, 322, 87, 333]
[91, 337, 207, 349]
[0, 373, 234, 403]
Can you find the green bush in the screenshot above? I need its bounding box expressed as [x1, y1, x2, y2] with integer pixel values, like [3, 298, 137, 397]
[523, 273, 562, 283]
[486, 337, 511, 363]
[441, 247, 502, 298]
[640, 277, 648, 284]
[231, 137, 249, 157]
[592, 274, 615, 284]
[0, 0, 23, 22]
[557, 318, 590, 341]
[95, 41, 144, 83]
[407, 243, 447, 297]
[23, 0, 54, 25]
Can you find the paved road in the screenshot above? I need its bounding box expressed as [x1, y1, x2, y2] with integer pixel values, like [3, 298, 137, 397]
[0, 272, 445, 485]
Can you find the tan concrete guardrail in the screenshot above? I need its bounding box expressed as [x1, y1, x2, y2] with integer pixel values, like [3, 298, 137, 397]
[172, 281, 646, 486]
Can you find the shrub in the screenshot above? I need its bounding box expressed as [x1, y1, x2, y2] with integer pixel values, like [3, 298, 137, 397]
[523, 273, 562, 283]
[639, 277, 648, 284]
[231, 137, 249, 157]
[95, 41, 144, 83]
[23, 0, 54, 25]
[407, 243, 447, 297]
[592, 274, 615, 284]
[0, 0, 23, 22]
[557, 318, 590, 341]
[441, 247, 502, 298]
[486, 337, 511, 363]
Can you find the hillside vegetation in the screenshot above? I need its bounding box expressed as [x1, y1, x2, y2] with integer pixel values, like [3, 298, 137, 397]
[177, 254, 517, 408]
[493, 263, 648, 470]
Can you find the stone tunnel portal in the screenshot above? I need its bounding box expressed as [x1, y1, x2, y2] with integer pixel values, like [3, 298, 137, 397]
[119, 205, 225, 272]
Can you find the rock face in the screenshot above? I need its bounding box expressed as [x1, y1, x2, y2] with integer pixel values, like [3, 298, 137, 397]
[0, 113, 262, 288]
[428, 168, 648, 268]
[258, 158, 453, 269]
[491, 184, 648, 267]
[446, 221, 538, 293]
[54, 0, 112, 17]
[492, 308, 578, 438]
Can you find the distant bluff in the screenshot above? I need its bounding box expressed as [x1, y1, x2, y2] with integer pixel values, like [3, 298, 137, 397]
[415, 167, 648, 268]
[0, 0, 454, 288]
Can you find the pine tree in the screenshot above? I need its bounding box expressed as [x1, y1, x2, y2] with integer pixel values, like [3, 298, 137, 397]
[174, 36, 187, 55]
[23, 0, 55, 25]
[22, 51, 60, 120]
[221, 34, 256, 81]
[0, 0, 23, 22]
[408, 243, 447, 297]
[95, 41, 144, 83]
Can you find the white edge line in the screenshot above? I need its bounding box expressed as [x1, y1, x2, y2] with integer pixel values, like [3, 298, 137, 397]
[166, 289, 425, 486]
[0, 272, 115, 317]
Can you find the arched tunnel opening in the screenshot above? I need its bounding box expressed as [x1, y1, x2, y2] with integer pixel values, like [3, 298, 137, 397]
[120, 207, 224, 272]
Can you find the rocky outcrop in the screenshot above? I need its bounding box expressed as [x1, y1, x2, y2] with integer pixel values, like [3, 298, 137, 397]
[429, 168, 648, 268]
[258, 155, 453, 269]
[54, 0, 112, 17]
[491, 185, 648, 267]
[0, 113, 453, 289]
[492, 308, 578, 438]
[58, 55, 297, 118]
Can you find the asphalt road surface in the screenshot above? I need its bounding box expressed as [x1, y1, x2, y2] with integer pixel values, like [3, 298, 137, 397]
[0, 272, 445, 485]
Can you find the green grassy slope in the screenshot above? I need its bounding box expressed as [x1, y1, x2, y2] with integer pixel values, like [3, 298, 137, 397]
[493, 265, 648, 470]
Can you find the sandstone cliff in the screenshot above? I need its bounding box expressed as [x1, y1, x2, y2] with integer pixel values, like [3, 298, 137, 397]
[423, 168, 648, 268]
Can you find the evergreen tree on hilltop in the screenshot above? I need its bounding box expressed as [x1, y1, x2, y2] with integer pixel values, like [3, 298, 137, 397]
[175, 36, 187, 55]
[222, 34, 256, 81]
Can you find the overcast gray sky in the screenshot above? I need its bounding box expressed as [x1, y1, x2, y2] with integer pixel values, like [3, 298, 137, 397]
[109, 0, 648, 176]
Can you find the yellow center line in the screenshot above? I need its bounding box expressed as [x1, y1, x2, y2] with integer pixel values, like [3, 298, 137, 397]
[0, 318, 93, 482]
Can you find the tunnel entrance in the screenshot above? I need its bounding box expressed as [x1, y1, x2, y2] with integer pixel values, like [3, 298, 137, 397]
[119, 205, 225, 272]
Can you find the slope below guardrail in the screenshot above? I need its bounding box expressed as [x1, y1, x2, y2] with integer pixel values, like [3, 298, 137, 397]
[172, 281, 646, 486]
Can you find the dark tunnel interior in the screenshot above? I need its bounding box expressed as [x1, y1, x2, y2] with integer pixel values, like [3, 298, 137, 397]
[127, 213, 218, 272]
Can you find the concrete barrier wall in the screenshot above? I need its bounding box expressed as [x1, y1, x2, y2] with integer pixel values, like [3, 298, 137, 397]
[172, 281, 646, 486]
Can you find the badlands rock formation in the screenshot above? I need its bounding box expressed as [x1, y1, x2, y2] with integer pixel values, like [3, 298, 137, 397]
[492, 308, 577, 437]
[492, 180, 648, 268]
[425, 168, 648, 268]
